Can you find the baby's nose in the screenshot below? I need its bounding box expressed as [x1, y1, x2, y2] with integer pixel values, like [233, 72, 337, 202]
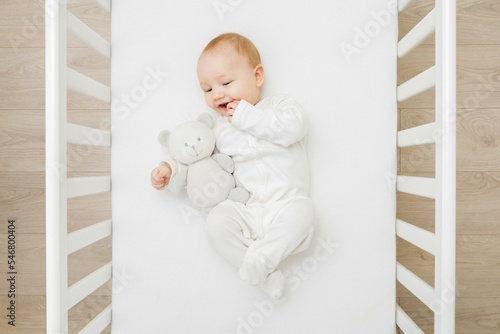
[213, 90, 224, 100]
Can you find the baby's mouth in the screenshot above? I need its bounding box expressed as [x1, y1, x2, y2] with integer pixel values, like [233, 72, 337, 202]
[219, 102, 229, 111]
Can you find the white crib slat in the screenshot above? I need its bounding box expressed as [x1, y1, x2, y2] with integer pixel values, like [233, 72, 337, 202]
[398, 0, 414, 13]
[67, 220, 112, 255]
[46, 0, 69, 332]
[396, 219, 436, 255]
[398, 122, 436, 147]
[397, 66, 436, 102]
[398, 8, 436, 58]
[93, 0, 111, 14]
[68, 262, 112, 309]
[66, 11, 110, 58]
[67, 123, 111, 147]
[67, 67, 111, 103]
[397, 305, 425, 334]
[435, 0, 457, 332]
[67, 176, 111, 199]
[78, 304, 112, 334]
[397, 176, 436, 199]
[397, 262, 436, 310]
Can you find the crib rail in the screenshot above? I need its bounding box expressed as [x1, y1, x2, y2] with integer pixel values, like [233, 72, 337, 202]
[398, 8, 436, 58]
[397, 66, 436, 102]
[67, 68, 111, 103]
[396, 0, 456, 333]
[397, 122, 436, 147]
[46, 0, 112, 333]
[397, 175, 436, 199]
[396, 219, 436, 255]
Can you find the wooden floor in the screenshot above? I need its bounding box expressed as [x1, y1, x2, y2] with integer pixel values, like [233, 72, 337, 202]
[0, 0, 498, 333]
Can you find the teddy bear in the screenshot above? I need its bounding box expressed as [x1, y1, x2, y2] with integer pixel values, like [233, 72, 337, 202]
[158, 113, 250, 208]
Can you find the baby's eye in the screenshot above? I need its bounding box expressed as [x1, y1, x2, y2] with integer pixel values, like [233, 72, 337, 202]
[197, 138, 201, 141]
[204, 88, 212, 93]
[184, 143, 188, 147]
[223, 81, 232, 86]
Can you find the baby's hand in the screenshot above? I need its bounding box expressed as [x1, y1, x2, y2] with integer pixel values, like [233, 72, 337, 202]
[227, 100, 240, 123]
[151, 165, 171, 190]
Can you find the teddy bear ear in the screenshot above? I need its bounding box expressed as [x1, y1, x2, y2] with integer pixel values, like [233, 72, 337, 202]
[158, 130, 171, 147]
[197, 113, 213, 128]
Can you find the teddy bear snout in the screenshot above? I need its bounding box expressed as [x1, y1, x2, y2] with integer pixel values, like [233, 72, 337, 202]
[188, 142, 203, 157]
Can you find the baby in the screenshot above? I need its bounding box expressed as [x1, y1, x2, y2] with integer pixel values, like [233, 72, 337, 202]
[151, 33, 315, 299]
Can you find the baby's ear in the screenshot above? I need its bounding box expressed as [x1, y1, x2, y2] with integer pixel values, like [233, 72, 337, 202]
[158, 130, 171, 147]
[197, 113, 213, 128]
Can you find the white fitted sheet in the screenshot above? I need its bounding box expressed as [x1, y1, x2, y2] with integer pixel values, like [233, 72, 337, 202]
[111, 1, 397, 333]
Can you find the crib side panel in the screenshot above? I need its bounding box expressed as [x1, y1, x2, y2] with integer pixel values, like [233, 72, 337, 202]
[45, 0, 113, 333]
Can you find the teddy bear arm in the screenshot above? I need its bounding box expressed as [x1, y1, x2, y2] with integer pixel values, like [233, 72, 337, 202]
[167, 164, 187, 195]
[211, 153, 234, 173]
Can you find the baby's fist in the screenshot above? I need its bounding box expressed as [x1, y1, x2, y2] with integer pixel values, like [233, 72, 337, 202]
[151, 165, 171, 190]
[227, 100, 240, 123]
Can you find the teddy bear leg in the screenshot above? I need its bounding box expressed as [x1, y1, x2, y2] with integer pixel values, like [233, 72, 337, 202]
[228, 187, 250, 204]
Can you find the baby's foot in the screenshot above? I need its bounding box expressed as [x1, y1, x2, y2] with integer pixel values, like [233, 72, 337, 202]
[260, 270, 285, 300]
[239, 257, 269, 285]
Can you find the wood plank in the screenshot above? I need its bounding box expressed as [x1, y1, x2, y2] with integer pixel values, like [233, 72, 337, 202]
[67, 190, 111, 234]
[456, 109, 500, 172]
[68, 109, 111, 131]
[67, 143, 111, 174]
[0, 47, 110, 110]
[397, 210, 500, 236]
[0, 173, 45, 234]
[0, 295, 46, 333]
[400, 109, 500, 172]
[398, 295, 434, 333]
[398, 235, 500, 299]
[398, 45, 500, 109]
[455, 297, 500, 333]
[67, 235, 112, 287]
[0, 110, 110, 173]
[0, 233, 112, 296]
[456, 235, 500, 298]
[68, 262, 112, 309]
[0, 0, 110, 32]
[67, 284, 112, 334]
[68, 48, 110, 86]
[456, 172, 500, 212]
[398, 0, 500, 45]
[399, 296, 500, 334]
[396, 237, 435, 298]
[0, 233, 45, 295]
[0, 110, 44, 172]
[398, 171, 500, 214]
[400, 108, 435, 172]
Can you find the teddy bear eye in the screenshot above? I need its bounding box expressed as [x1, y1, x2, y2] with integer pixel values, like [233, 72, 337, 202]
[184, 143, 188, 147]
[197, 138, 201, 141]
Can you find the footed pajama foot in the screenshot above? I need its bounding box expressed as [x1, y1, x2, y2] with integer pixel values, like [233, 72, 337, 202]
[239, 257, 270, 285]
[259, 270, 284, 300]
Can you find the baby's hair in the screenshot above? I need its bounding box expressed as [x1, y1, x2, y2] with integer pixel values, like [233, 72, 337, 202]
[202, 33, 261, 68]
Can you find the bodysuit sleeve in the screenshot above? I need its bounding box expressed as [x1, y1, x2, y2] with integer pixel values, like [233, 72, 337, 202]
[159, 159, 178, 180]
[231, 95, 307, 147]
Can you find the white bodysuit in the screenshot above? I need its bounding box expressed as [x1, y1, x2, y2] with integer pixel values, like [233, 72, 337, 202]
[169, 95, 315, 277]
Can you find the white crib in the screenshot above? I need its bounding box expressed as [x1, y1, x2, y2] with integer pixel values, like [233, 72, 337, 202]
[45, 0, 456, 333]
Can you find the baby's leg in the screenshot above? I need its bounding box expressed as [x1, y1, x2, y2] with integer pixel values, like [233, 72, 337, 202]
[240, 197, 315, 284]
[204, 201, 255, 269]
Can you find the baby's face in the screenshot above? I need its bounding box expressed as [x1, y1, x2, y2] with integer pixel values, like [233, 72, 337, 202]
[197, 45, 264, 117]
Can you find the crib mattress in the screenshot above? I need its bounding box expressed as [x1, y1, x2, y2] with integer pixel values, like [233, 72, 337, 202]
[111, 1, 397, 333]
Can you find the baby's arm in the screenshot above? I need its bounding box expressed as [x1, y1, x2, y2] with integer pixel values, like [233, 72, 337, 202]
[230, 95, 307, 147]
